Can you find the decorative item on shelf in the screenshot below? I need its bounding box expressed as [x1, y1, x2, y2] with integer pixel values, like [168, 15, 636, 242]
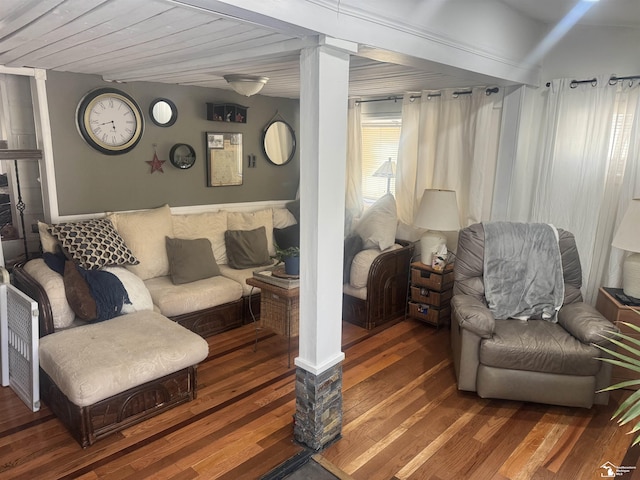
[223, 74, 269, 97]
[413, 189, 460, 266]
[149, 98, 177, 127]
[612, 198, 640, 299]
[206, 103, 248, 123]
[373, 157, 396, 194]
[146, 145, 165, 174]
[206, 132, 243, 186]
[262, 111, 296, 166]
[169, 143, 196, 169]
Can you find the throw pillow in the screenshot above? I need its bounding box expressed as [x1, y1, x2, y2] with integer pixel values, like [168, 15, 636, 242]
[63, 260, 97, 321]
[227, 208, 275, 256]
[353, 193, 397, 250]
[38, 221, 60, 254]
[48, 218, 139, 270]
[343, 234, 364, 284]
[274, 224, 300, 250]
[225, 227, 272, 269]
[166, 237, 221, 285]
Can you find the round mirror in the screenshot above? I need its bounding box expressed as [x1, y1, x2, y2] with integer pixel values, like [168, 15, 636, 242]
[149, 98, 177, 127]
[169, 143, 196, 169]
[262, 120, 296, 165]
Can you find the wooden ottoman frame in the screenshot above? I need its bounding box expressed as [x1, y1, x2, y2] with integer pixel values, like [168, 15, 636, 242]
[13, 263, 200, 448]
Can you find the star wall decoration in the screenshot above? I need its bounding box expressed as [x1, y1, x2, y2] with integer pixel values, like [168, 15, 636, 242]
[146, 152, 166, 174]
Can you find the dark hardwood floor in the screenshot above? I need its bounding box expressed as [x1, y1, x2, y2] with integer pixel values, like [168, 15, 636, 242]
[0, 318, 633, 479]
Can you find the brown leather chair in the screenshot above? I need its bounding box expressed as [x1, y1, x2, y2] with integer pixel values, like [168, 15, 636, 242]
[450, 223, 619, 408]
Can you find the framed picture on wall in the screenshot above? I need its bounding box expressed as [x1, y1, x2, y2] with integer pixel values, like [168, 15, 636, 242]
[206, 132, 243, 187]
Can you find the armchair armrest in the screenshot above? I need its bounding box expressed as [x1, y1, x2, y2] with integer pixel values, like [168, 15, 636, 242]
[557, 302, 619, 346]
[451, 294, 495, 338]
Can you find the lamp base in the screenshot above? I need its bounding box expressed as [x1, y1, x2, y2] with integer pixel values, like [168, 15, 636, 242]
[623, 253, 640, 299]
[420, 231, 446, 266]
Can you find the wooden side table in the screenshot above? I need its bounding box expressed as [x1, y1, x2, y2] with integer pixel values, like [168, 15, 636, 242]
[407, 262, 454, 328]
[246, 276, 299, 367]
[596, 287, 640, 390]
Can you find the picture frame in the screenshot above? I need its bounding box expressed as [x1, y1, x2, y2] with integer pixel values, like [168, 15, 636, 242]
[206, 132, 243, 187]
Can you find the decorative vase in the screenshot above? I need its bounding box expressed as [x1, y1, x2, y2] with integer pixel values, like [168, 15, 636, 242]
[284, 256, 300, 275]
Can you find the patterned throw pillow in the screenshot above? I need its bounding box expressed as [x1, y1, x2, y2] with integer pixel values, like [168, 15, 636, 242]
[48, 218, 139, 270]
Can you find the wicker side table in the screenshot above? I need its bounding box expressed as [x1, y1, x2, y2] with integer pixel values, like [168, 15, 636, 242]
[246, 277, 299, 367]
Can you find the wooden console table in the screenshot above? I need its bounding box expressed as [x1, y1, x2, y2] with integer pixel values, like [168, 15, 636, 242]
[246, 276, 299, 367]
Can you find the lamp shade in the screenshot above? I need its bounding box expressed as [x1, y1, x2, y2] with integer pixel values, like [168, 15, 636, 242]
[223, 75, 269, 97]
[414, 189, 461, 231]
[612, 199, 640, 253]
[373, 158, 396, 178]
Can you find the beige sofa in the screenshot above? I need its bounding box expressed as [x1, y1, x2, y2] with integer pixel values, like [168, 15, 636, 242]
[20, 203, 298, 337]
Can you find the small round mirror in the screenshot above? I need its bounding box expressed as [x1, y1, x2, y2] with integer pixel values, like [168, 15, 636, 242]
[262, 120, 296, 166]
[169, 143, 196, 169]
[149, 98, 177, 127]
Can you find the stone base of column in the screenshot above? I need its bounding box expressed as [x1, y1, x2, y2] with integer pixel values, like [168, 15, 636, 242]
[294, 362, 343, 451]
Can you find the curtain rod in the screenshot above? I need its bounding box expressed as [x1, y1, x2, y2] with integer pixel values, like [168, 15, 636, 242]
[355, 87, 499, 105]
[545, 74, 640, 89]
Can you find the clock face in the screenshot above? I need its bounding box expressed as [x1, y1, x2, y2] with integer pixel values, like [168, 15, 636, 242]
[76, 88, 144, 155]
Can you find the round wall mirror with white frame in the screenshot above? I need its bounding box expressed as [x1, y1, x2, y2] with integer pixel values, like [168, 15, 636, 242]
[262, 119, 296, 166]
[149, 98, 178, 127]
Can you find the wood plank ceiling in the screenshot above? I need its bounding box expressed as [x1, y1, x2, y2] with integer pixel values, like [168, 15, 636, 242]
[0, 0, 495, 99]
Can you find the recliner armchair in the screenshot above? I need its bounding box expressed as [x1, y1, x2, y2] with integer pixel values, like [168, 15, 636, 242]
[451, 223, 619, 408]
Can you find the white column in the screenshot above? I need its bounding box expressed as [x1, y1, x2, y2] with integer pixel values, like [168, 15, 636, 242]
[296, 36, 356, 375]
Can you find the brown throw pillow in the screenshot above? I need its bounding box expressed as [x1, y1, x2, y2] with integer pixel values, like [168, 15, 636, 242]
[63, 260, 97, 321]
[225, 227, 272, 269]
[166, 237, 221, 285]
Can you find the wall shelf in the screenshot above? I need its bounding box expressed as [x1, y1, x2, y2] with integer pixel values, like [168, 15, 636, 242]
[206, 103, 247, 123]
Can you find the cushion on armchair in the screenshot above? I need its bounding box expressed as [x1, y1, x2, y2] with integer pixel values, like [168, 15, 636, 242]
[353, 194, 397, 251]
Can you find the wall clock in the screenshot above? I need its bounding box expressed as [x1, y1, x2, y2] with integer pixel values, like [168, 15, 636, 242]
[76, 87, 144, 155]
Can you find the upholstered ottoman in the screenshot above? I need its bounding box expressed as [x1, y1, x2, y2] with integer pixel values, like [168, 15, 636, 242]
[38, 310, 209, 447]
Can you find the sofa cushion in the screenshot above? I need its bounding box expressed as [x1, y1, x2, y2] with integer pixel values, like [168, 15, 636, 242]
[24, 259, 75, 329]
[225, 227, 272, 269]
[48, 218, 139, 270]
[350, 244, 401, 289]
[144, 274, 243, 317]
[172, 210, 228, 264]
[38, 220, 59, 254]
[38, 310, 209, 407]
[273, 207, 298, 229]
[227, 208, 275, 256]
[108, 204, 174, 280]
[353, 193, 397, 250]
[479, 319, 602, 376]
[102, 266, 154, 314]
[166, 237, 221, 285]
[219, 261, 277, 296]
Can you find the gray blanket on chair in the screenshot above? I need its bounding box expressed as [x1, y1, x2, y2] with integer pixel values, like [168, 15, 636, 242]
[483, 222, 564, 321]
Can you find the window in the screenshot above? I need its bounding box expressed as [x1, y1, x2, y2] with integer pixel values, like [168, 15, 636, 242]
[361, 118, 401, 203]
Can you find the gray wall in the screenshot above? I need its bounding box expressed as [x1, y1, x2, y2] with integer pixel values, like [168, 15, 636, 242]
[46, 71, 300, 216]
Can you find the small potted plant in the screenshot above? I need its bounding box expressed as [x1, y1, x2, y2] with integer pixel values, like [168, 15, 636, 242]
[273, 246, 300, 275]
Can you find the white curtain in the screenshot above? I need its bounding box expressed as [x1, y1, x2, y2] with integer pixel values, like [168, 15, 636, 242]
[345, 99, 363, 232]
[396, 88, 502, 226]
[506, 76, 640, 303]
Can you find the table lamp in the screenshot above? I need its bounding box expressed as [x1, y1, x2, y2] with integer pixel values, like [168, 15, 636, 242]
[414, 189, 460, 266]
[612, 198, 640, 299]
